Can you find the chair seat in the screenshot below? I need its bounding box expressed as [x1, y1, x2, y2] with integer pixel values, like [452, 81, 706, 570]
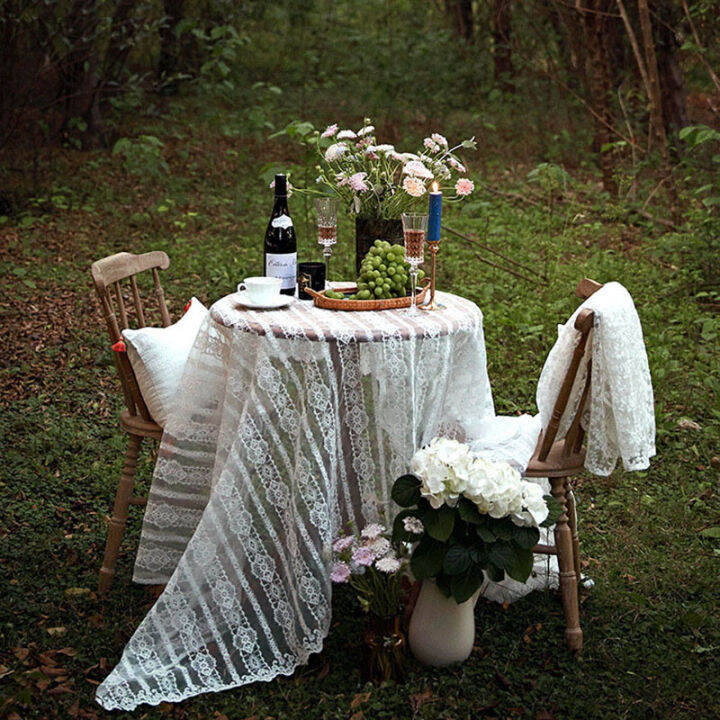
[120, 410, 163, 439]
[526, 432, 585, 477]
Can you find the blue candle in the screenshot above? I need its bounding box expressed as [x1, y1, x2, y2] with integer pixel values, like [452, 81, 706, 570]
[427, 184, 442, 242]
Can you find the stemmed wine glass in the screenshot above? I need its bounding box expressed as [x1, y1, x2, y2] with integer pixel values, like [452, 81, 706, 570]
[401, 212, 428, 316]
[314, 197, 339, 287]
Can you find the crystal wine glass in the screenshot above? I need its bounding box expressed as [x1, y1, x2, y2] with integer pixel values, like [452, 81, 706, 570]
[401, 212, 428, 316]
[314, 197, 339, 287]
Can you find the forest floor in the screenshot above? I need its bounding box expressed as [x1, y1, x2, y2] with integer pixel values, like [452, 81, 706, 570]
[1, 94, 719, 720]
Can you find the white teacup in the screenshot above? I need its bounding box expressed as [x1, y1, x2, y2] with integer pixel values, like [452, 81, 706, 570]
[238, 276, 283, 305]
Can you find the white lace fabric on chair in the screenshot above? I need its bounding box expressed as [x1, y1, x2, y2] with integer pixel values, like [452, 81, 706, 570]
[95, 292, 494, 711]
[471, 281, 656, 604]
[536, 281, 656, 476]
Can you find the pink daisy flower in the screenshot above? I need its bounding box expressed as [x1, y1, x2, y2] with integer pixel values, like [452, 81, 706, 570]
[455, 178, 475, 196]
[348, 172, 368, 193]
[332, 536, 354, 552]
[321, 124, 338, 138]
[352, 545, 376, 567]
[330, 562, 351, 583]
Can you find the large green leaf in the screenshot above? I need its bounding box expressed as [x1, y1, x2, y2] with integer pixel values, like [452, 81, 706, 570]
[436, 574, 453, 598]
[492, 518, 514, 541]
[391, 474, 421, 508]
[488, 541, 515, 572]
[410, 536, 446, 579]
[541, 494, 562, 528]
[442, 544, 472, 575]
[473, 522, 496, 543]
[424, 504, 455, 542]
[485, 564, 505, 582]
[451, 565, 484, 603]
[512, 524, 540, 550]
[457, 497, 482, 525]
[506, 547, 534, 583]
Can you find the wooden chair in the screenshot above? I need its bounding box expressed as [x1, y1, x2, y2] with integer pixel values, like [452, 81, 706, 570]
[525, 277, 603, 653]
[90, 251, 173, 593]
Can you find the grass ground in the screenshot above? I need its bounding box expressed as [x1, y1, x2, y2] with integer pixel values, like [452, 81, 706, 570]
[1, 94, 719, 720]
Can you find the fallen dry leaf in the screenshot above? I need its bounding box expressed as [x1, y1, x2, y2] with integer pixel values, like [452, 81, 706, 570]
[351, 692, 371, 709]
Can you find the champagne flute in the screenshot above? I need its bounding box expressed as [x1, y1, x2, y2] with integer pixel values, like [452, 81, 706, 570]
[401, 212, 428, 316]
[314, 197, 339, 287]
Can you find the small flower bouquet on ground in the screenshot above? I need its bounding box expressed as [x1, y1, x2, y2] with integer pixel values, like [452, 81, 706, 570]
[391, 437, 561, 604]
[331, 523, 409, 682]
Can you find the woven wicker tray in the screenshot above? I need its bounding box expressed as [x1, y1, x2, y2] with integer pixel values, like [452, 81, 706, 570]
[305, 279, 430, 311]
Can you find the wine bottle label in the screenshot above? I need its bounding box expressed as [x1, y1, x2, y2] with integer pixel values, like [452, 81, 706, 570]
[271, 214, 293, 229]
[265, 252, 297, 290]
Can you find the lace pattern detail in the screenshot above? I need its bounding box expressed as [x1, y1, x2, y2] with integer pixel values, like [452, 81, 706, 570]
[96, 292, 494, 710]
[536, 282, 655, 476]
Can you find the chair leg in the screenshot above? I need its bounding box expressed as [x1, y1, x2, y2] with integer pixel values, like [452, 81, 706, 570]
[99, 434, 142, 594]
[566, 486, 582, 584]
[550, 477, 582, 653]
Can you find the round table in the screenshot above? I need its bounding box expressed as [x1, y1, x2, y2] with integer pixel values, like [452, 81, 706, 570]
[96, 291, 495, 711]
[209, 290, 485, 342]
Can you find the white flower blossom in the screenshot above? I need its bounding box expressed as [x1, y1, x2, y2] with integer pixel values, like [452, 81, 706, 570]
[325, 143, 348, 162]
[409, 438, 549, 528]
[361, 523, 385, 540]
[402, 160, 434, 180]
[402, 516, 424, 534]
[431, 132, 449, 148]
[357, 125, 375, 137]
[369, 537, 391, 557]
[375, 555, 401, 573]
[337, 129, 357, 140]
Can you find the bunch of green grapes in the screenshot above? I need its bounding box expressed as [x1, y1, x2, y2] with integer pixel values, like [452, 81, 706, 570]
[333, 240, 424, 301]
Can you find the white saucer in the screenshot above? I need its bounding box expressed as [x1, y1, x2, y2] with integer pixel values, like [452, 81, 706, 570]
[233, 291, 292, 310]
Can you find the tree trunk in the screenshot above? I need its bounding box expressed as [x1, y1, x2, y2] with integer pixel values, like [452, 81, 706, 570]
[492, 0, 514, 92]
[444, 0, 474, 42]
[637, 0, 679, 217]
[579, 0, 618, 195]
[655, 10, 687, 136]
[158, 0, 185, 87]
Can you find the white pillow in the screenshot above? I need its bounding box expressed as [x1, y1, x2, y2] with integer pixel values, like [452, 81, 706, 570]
[122, 297, 208, 426]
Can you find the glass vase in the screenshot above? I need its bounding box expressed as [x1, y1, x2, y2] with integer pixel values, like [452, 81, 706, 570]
[361, 614, 407, 683]
[354, 217, 403, 275]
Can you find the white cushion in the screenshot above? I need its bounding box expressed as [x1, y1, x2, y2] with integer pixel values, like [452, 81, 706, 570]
[122, 298, 208, 426]
[468, 414, 543, 472]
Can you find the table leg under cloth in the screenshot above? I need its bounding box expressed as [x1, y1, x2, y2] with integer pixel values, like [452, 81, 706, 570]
[96, 306, 494, 710]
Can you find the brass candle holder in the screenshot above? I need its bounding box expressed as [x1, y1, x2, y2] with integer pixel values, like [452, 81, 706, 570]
[421, 238, 443, 311]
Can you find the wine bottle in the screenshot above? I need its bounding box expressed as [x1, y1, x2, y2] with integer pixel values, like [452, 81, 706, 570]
[264, 174, 297, 296]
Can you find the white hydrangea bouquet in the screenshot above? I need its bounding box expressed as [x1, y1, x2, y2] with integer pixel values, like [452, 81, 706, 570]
[296, 118, 477, 219]
[331, 523, 408, 619]
[391, 437, 561, 604]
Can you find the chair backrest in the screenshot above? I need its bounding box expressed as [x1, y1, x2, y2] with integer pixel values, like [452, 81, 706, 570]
[537, 278, 603, 462]
[90, 251, 172, 422]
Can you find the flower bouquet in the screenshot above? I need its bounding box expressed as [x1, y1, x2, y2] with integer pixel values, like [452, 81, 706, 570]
[290, 118, 477, 270]
[390, 437, 560, 665]
[331, 523, 409, 682]
[392, 437, 560, 603]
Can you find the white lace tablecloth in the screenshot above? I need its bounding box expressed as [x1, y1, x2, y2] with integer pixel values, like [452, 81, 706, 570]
[96, 291, 494, 710]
